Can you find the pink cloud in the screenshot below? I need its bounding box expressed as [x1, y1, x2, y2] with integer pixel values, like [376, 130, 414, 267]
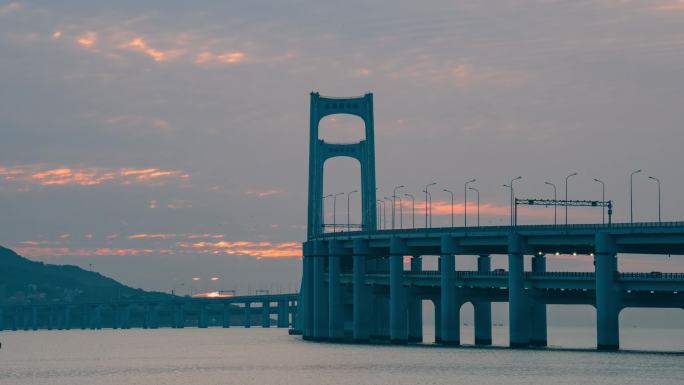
[0, 164, 189, 187]
[655, 1, 684, 11]
[119, 37, 184, 62]
[76, 31, 97, 48]
[246, 189, 282, 197]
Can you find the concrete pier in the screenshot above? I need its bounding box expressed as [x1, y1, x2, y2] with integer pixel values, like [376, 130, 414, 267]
[261, 302, 271, 328]
[440, 236, 460, 345]
[243, 302, 251, 328]
[198, 303, 209, 328]
[222, 303, 230, 328]
[595, 232, 620, 350]
[277, 301, 289, 328]
[530, 254, 548, 347]
[302, 242, 314, 339]
[508, 233, 528, 348]
[352, 239, 370, 342]
[474, 254, 492, 345]
[312, 240, 328, 340]
[328, 240, 343, 340]
[389, 237, 408, 344]
[408, 256, 423, 343]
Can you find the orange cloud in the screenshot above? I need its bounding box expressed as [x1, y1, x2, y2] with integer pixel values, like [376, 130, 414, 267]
[16, 238, 299, 260]
[246, 189, 282, 197]
[120, 37, 184, 62]
[127, 233, 224, 240]
[76, 31, 97, 48]
[655, 1, 684, 11]
[177, 240, 301, 259]
[0, 164, 189, 187]
[194, 51, 245, 65]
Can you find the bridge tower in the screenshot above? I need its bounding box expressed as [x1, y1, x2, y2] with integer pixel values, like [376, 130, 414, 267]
[306, 92, 377, 238]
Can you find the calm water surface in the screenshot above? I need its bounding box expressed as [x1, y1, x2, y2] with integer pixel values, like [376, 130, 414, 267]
[1, 327, 682, 385]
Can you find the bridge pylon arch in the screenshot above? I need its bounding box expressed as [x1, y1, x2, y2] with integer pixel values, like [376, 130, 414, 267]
[307, 92, 377, 239]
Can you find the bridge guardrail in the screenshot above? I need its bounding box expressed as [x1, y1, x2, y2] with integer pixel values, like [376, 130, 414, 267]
[314, 220, 684, 239]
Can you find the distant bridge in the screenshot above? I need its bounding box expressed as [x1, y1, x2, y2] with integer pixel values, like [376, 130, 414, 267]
[297, 92, 684, 351]
[0, 293, 298, 331]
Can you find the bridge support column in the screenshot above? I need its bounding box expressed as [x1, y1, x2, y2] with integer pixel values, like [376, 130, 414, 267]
[530, 254, 547, 347]
[199, 303, 209, 328]
[474, 254, 492, 345]
[434, 299, 442, 344]
[302, 242, 314, 339]
[243, 302, 251, 328]
[508, 233, 529, 348]
[595, 232, 619, 351]
[277, 301, 289, 328]
[352, 239, 370, 342]
[313, 240, 328, 340]
[261, 302, 271, 328]
[440, 236, 460, 345]
[389, 237, 408, 344]
[408, 256, 423, 343]
[328, 240, 343, 340]
[222, 303, 230, 328]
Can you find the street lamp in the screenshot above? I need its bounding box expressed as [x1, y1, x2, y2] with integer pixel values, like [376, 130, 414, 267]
[333, 192, 344, 233]
[630, 169, 642, 224]
[392, 185, 404, 230]
[544, 181, 557, 225]
[347, 190, 358, 232]
[464, 178, 476, 228]
[443, 189, 454, 227]
[648, 176, 661, 223]
[565, 172, 577, 227]
[322, 194, 332, 232]
[505, 176, 522, 226]
[376, 200, 383, 229]
[593, 178, 605, 224]
[384, 197, 393, 230]
[404, 193, 416, 229]
[424, 182, 436, 228]
[468, 186, 480, 227]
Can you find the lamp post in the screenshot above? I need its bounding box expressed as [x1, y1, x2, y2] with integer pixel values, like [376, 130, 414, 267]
[468, 186, 480, 227]
[544, 181, 557, 225]
[322, 194, 332, 232]
[404, 193, 415, 229]
[648, 175, 661, 223]
[384, 197, 393, 230]
[464, 178, 476, 228]
[505, 176, 522, 226]
[376, 200, 383, 229]
[424, 182, 436, 228]
[333, 192, 344, 233]
[392, 185, 404, 230]
[630, 169, 642, 224]
[565, 172, 577, 227]
[593, 178, 605, 224]
[443, 189, 454, 227]
[347, 190, 358, 232]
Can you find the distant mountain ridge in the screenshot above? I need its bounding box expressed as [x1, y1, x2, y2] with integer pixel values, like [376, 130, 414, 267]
[0, 245, 175, 303]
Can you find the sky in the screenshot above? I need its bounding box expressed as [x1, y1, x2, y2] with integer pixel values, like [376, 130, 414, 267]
[1, 1, 684, 301]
